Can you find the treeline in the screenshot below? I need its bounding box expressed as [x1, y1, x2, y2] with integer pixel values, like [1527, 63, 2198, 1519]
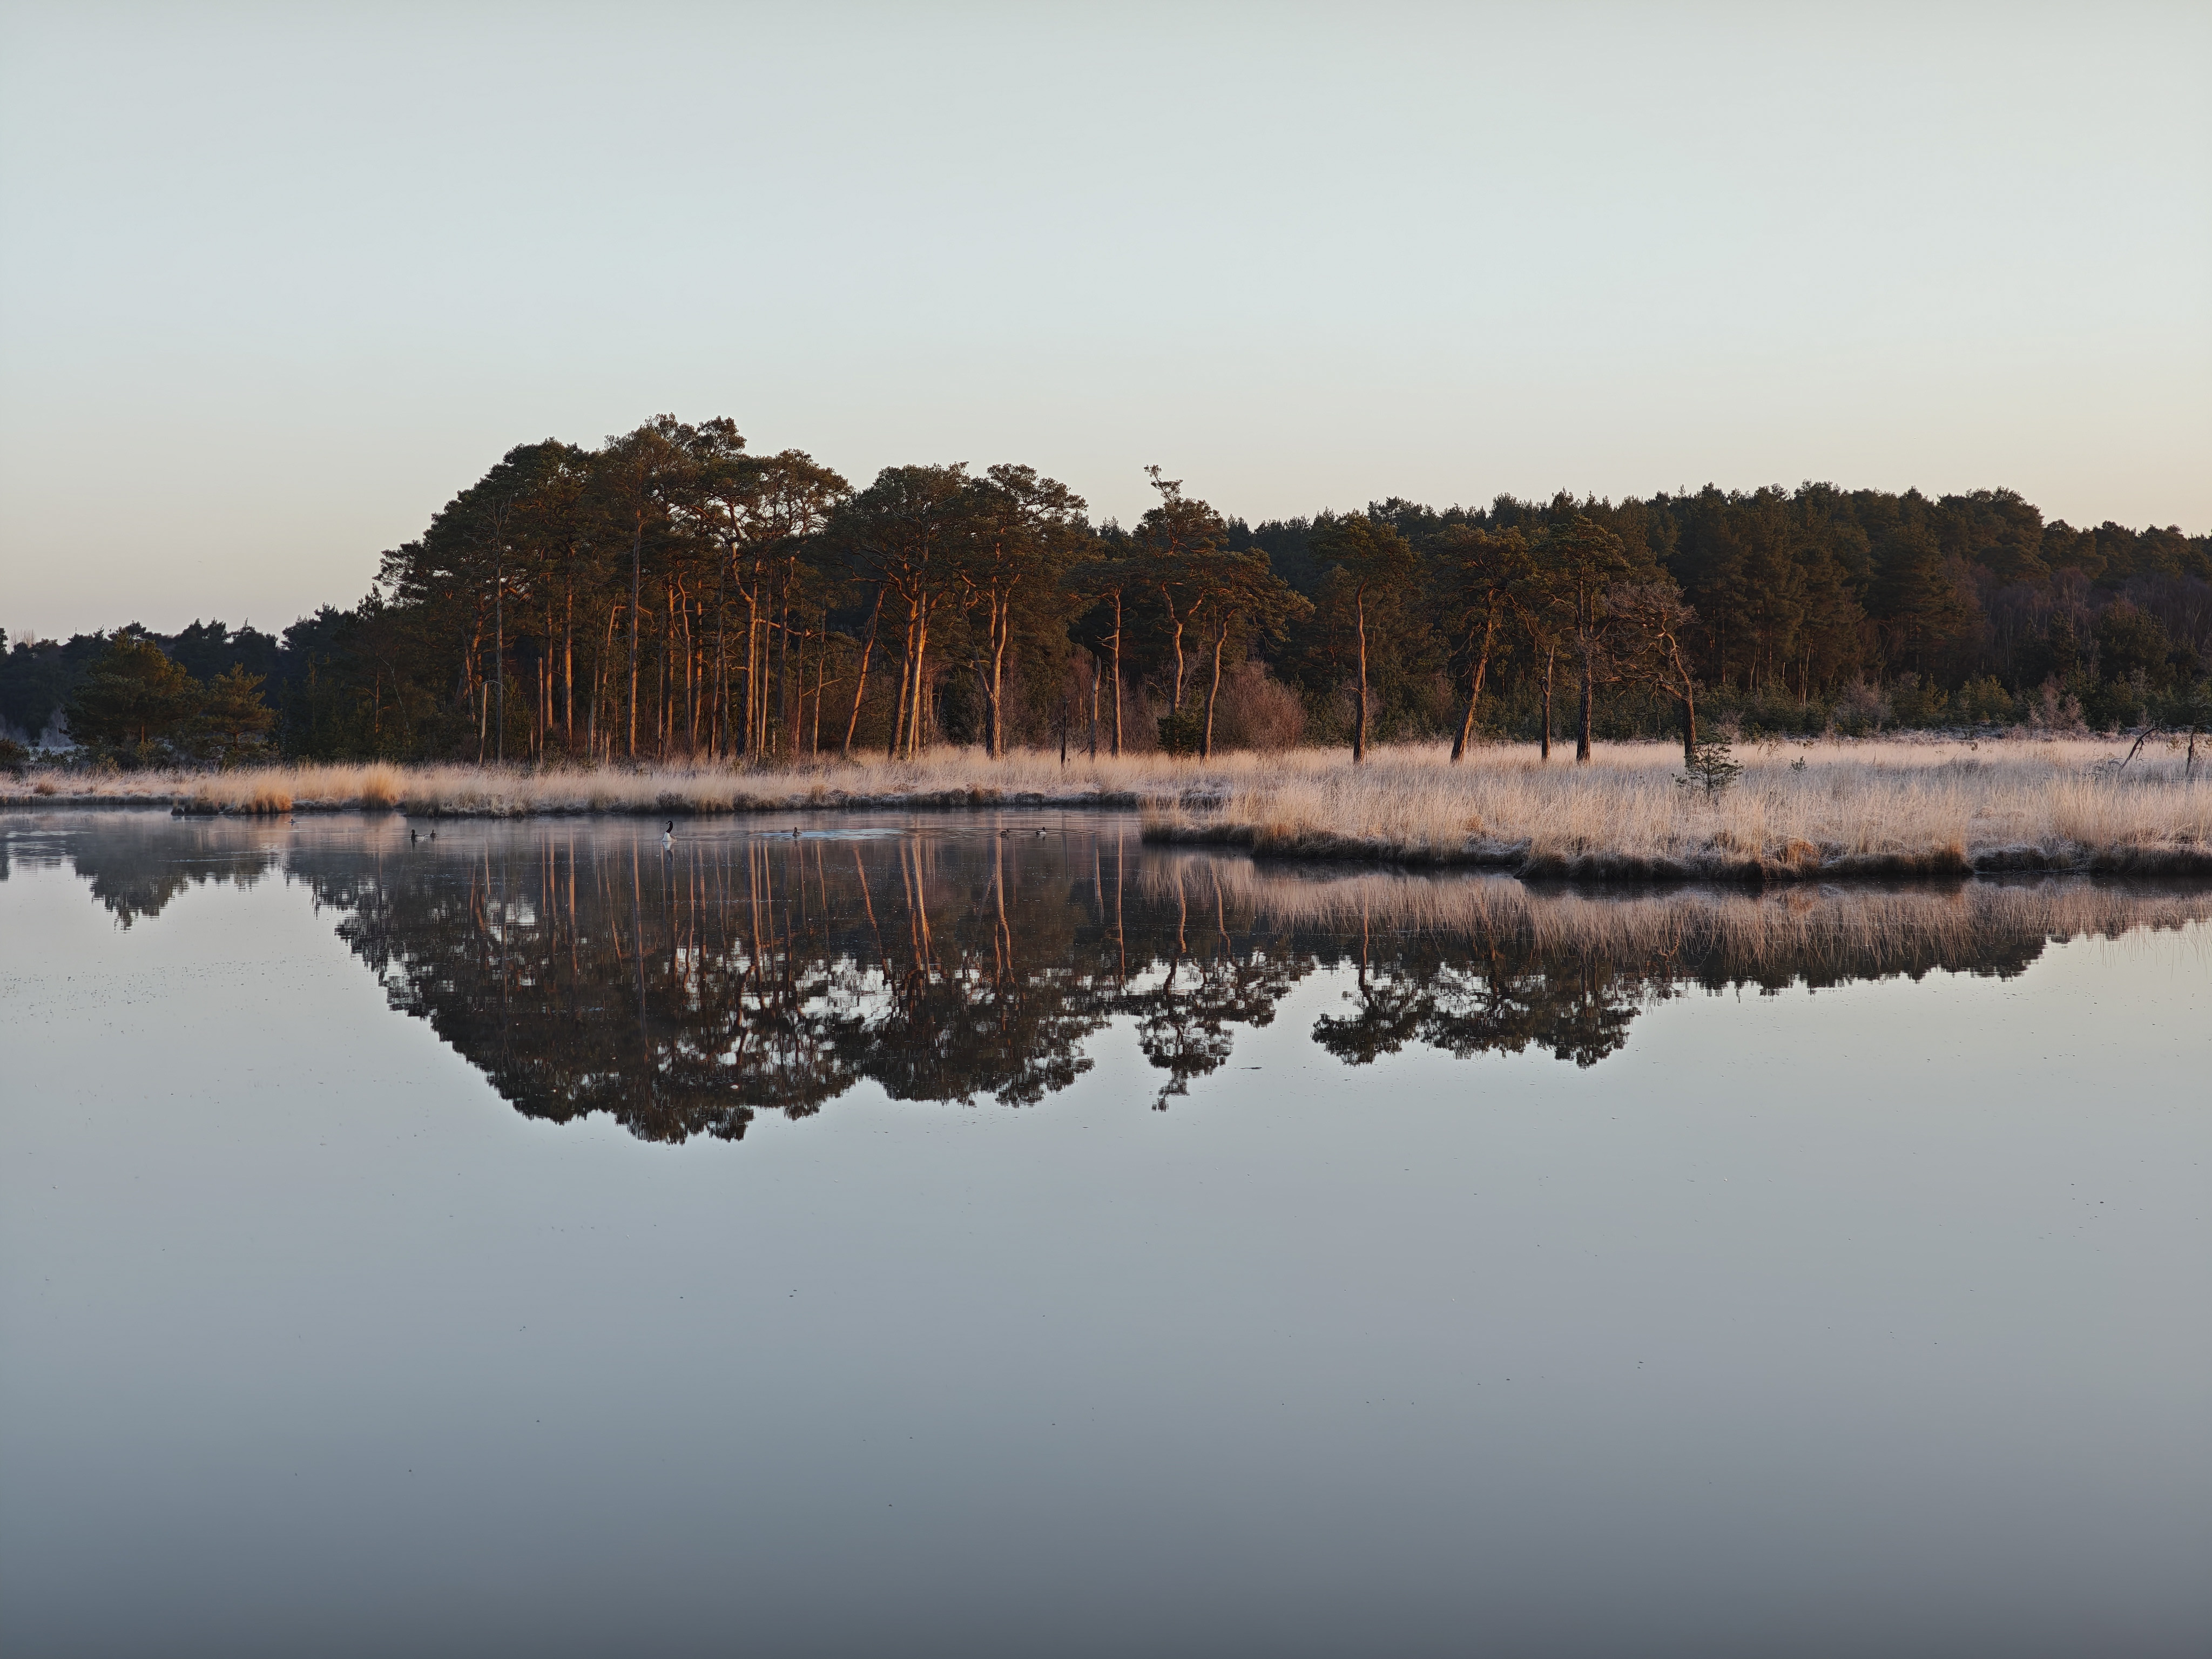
[5, 414, 2208, 766]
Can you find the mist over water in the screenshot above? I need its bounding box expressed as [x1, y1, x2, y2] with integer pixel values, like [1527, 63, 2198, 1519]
[3, 812, 2208, 1658]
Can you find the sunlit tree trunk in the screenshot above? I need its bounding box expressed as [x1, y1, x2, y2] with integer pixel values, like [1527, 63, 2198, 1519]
[1352, 588, 1370, 764]
[1202, 622, 1229, 759]
[842, 588, 883, 758]
[493, 544, 504, 763]
[1450, 609, 1498, 763]
[1109, 593, 1124, 758]
[626, 519, 642, 760]
[889, 609, 915, 760]
[1576, 629, 1595, 764]
[1541, 647, 1555, 760]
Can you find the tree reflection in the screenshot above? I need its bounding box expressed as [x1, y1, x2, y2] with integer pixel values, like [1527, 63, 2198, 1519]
[4, 818, 285, 926]
[29, 815, 2212, 1142]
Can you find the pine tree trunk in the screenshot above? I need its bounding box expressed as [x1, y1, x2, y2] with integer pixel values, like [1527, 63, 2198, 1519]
[1202, 626, 1228, 759]
[910, 605, 930, 757]
[1109, 598, 1123, 758]
[1576, 644, 1594, 763]
[1541, 648, 1554, 760]
[493, 552, 503, 764]
[1352, 590, 1369, 764]
[842, 589, 882, 758]
[626, 520, 642, 760]
[889, 610, 913, 760]
[987, 600, 1009, 759]
[1450, 611, 1496, 763]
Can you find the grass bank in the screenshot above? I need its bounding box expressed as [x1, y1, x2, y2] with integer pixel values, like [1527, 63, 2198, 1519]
[0, 752, 1229, 818]
[1142, 738, 2211, 880]
[5, 737, 2207, 880]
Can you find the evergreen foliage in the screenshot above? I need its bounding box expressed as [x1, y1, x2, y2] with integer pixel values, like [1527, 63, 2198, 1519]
[1677, 734, 1744, 799]
[5, 430, 2207, 763]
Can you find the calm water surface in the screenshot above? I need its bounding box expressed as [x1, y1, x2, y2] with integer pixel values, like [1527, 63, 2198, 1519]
[2, 811, 2207, 1658]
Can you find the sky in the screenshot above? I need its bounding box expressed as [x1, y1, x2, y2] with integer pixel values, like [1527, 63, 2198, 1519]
[1, 1, 2207, 642]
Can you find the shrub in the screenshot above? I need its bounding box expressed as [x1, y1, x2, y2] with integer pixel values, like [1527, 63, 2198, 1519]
[1209, 660, 1307, 752]
[1676, 733, 1743, 798]
[1955, 675, 2017, 726]
[1833, 680, 1890, 735]
[1156, 707, 1206, 756]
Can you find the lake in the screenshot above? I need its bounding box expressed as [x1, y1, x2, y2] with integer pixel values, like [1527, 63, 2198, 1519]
[2, 810, 2207, 1658]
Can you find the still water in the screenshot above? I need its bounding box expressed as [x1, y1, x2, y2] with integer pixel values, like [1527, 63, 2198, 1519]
[2, 810, 2207, 1658]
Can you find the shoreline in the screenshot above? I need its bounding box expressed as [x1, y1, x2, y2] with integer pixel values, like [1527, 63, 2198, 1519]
[5, 738, 2206, 884]
[2, 785, 1199, 817]
[1135, 820, 2212, 881]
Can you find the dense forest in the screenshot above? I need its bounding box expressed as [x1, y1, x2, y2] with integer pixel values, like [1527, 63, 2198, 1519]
[5, 413, 2208, 767]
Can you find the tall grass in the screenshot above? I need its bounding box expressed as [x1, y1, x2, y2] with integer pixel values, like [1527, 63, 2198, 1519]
[1143, 738, 2212, 879]
[1139, 855, 2212, 974]
[6, 736, 2207, 878]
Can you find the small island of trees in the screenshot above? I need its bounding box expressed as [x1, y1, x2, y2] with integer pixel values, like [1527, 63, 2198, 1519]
[3, 413, 2207, 774]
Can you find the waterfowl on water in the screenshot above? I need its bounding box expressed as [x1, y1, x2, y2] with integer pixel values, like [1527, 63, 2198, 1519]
[663, 820, 675, 852]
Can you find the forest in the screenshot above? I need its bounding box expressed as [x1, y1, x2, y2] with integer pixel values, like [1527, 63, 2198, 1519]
[5, 413, 2208, 768]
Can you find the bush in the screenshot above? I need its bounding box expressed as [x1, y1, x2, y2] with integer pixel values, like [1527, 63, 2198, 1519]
[2026, 677, 2087, 734]
[1676, 733, 1743, 798]
[1833, 680, 1890, 736]
[1208, 660, 1306, 751]
[1156, 706, 1206, 756]
[1889, 673, 1950, 727]
[1954, 675, 2017, 726]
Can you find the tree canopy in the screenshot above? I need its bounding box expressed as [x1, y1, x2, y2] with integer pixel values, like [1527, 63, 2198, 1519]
[6, 428, 2207, 764]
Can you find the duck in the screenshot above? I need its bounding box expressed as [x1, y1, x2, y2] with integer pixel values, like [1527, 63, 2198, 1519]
[662, 820, 675, 852]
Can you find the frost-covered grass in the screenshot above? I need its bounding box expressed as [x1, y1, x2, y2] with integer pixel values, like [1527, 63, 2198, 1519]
[1142, 736, 2212, 879]
[7, 735, 2208, 878]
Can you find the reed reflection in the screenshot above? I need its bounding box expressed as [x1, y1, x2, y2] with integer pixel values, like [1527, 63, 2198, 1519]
[24, 815, 2211, 1140]
[300, 828, 2211, 1138]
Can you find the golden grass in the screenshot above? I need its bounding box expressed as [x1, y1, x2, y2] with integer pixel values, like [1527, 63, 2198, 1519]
[3, 750, 1236, 816]
[5, 736, 2207, 879]
[1141, 856, 2212, 973]
[1142, 737, 2212, 879]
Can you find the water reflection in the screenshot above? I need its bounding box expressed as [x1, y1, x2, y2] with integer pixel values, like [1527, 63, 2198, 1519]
[4, 816, 286, 926]
[14, 813, 2211, 1139]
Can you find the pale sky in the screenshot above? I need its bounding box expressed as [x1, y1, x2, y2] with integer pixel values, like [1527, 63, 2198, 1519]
[2, 1, 2207, 641]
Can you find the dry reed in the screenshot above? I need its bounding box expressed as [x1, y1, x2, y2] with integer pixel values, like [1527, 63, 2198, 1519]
[1139, 855, 2212, 974]
[5, 736, 2207, 879]
[1144, 738, 2212, 880]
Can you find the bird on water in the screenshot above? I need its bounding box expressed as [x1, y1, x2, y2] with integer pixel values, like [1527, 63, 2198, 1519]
[663, 820, 675, 852]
